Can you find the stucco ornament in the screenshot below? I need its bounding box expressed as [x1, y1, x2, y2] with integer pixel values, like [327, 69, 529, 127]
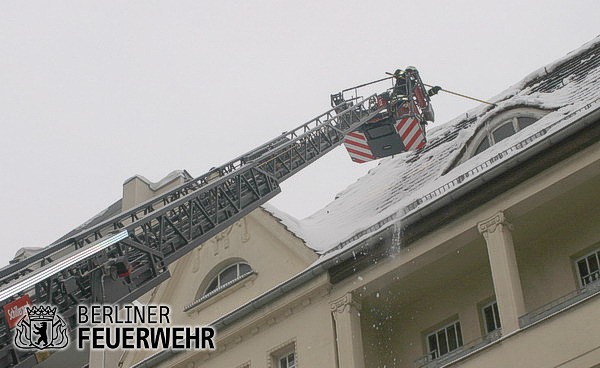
[330, 293, 361, 314]
[211, 225, 234, 255]
[191, 247, 202, 273]
[237, 218, 251, 243]
[477, 211, 513, 239]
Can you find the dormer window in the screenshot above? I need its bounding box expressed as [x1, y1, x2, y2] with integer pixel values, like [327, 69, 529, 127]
[459, 108, 550, 165]
[474, 115, 541, 156]
[448, 107, 550, 169]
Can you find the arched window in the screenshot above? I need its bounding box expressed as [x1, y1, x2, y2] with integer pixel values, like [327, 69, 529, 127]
[203, 262, 252, 296]
[454, 108, 549, 165]
[472, 115, 540, 156]
[447, 108, 550, 170]
[185, 260, 256, 311]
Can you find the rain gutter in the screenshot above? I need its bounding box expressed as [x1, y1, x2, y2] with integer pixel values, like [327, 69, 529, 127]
[132, 102, 600, 368]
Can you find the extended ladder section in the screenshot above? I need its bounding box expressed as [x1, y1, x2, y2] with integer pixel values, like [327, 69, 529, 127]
[0, 94, 385, 367]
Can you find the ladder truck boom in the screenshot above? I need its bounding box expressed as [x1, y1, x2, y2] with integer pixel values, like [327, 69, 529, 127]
[0, 93, 387, 367]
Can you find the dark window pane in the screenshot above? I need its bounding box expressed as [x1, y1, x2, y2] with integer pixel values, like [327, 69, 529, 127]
[288, 353, 294, 364]
[428, 334, 438, 358]
[456, 322, 463, 347]
[588, 254, 599, 273]
[438, 330, 448, 355]
[484, 305, 496, 332]
[280, 357, 287, 368]
[578, 259, 590, 278]
[492, 122, 516, 143]
[474, 138, 490, 155]
[239, 263, 252, 275]
[518, 117, 537, 129]
[493, 302, 501, 328]
[447, 325, 458, 351]
[219, 264, 238, 285]
[205, 278, 219, 294]
[578, 259, 591, 285]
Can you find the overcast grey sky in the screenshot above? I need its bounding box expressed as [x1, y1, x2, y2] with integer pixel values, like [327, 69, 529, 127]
[0, 1, 598, 267]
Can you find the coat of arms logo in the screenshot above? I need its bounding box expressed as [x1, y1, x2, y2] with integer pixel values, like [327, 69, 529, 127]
[14, 306, 68, 350]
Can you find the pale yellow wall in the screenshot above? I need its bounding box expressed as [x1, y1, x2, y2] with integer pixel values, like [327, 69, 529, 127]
[514, 191, 600, 311]
[356, 184, 600, 368]
[120, 207, 318, 367]
[161, 208, 316, 326]
[122, 172, 187, 211]
[166, 294, 337, 368]
[360, 262, 495, 367]
[454, 296, 600, 368]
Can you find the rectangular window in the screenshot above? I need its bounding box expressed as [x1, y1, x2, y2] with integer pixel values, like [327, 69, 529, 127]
[269, 340, 296, 368]
[482, 301, 501, 334]
[279, 352, 296, 368]
[576, 248, 600, 286]
[426, 321, 463, 360]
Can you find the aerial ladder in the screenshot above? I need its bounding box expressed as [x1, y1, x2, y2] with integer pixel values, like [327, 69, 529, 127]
[0, 68, 435, 367]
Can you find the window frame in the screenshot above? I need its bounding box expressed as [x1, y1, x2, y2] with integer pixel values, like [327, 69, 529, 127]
[477, 116, 535, 153]
[490, 119, 518, 144]
[278, 351, 296, 368]
[185, 260, 257, 312]
[203, 262, 253, 296]
[268, 339, 297, 368]
[425, 319, 463, 360]
[459, 108, 549, 165]
[575, 248, 600, 287]
[481, 301, 501, 334]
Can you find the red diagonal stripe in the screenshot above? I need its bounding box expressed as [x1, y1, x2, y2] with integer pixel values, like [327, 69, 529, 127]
[405, 128, 424, 150]
[401, 119, 419, 141]
[347, 131, 366, 140]
[346, 147, 375, 159]
[395, 117, 410, 132]
[344, 139, 371, 150]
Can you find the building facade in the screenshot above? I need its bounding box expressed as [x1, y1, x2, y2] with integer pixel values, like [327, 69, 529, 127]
[113, 37, 600, 368]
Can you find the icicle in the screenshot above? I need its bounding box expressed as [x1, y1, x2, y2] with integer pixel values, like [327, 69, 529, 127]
[390, 220, 404, 253]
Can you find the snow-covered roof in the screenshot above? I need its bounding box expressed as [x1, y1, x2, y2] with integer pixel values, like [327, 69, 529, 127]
[267, 36, 600, 256]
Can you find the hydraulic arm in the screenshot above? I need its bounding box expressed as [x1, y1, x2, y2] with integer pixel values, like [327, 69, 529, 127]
[0, 94, 385, 367]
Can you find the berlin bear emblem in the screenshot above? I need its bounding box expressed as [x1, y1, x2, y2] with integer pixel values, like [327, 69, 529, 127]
[14, 305, 68, 350]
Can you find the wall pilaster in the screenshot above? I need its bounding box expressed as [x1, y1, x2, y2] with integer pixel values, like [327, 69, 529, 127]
[330, 293, 365, 368]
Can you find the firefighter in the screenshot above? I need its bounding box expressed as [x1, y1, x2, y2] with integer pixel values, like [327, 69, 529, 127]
[392, 69, 408, 98]
[393, 68, 441, 98]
